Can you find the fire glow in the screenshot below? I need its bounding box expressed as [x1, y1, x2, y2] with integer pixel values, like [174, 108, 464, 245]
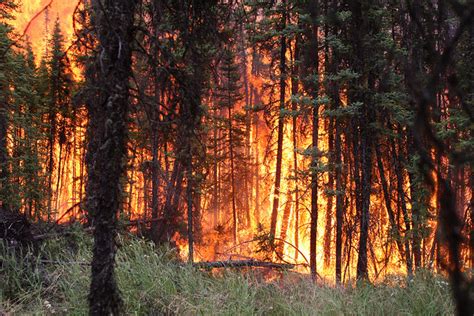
[11, 0, 468, 283]
[12, 0, 76, 59]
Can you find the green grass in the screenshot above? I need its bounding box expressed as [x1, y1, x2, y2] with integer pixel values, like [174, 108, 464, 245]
[1, 230, 455, 315]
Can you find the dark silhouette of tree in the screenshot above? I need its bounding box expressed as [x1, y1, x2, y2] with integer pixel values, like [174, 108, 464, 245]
[84, 0, 138, 314]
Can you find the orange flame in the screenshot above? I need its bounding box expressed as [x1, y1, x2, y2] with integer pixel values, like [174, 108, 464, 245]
[12, 0, 77, 60]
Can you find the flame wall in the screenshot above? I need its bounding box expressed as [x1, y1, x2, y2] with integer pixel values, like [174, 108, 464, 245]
[12, 0, 77, 58]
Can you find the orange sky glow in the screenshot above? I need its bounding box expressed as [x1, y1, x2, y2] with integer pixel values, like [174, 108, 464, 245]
[13, 0, 77, 59]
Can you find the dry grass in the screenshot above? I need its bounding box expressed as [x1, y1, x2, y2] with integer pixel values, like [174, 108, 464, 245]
[1, 230, 455, 315]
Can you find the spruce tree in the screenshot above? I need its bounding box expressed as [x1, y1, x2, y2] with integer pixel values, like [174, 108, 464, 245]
[10, 42, 46, 219]
[0, 0, 19, 211]
[215, 46, 245, 245]
[44, 19, 73, 221]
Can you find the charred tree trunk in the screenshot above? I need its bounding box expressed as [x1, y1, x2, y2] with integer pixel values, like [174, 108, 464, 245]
[291, 31, 300, 261]
[393, 134, 413, 276]
[150, 129, 160, 240]
[277, 192, 292, 258]
[348, 0, 375, 281]
[269, 0, 287, 241]
[239, 23, 252, 228]
[325, 8, 344, 282]
[47, 111, 56, 221]
[407, 132, 423, 269]
[150, 8, 162, 242]
[355, 86, 373, 281]
[254, 89, 261, 225]
[301, 0, 320, 281]
[335, 116, 344, 284]
[323, 0, 333, 270]
[228, 106, 238, 245]
[213, 106, 219, 227]
[186, 157, 194, 263]
[0, 69, 10, 211]
[324, 116, 334, 268]
[85, 0, 137, 314]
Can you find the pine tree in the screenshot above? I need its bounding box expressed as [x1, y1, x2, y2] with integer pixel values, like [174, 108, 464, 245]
[300, 0, 321, 281]
[9, 42, 46, 219]
[0, 0, 18, 211]
[246, 0, 296, 255]
[215, 47, 245, 245]
[44, 19, 73, 221]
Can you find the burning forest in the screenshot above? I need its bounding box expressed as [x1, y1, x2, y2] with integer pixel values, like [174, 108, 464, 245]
[1, 0, 473, 315]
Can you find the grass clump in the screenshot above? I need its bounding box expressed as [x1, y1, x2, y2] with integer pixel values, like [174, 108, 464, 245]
[1, 230, 455, 315]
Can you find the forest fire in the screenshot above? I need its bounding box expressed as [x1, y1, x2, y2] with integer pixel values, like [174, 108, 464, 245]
[4, 0, 473, 294]
[12, 0, 76, 59]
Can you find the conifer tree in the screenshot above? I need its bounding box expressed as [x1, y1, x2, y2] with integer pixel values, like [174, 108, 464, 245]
[0, 0, 18, 211]
[10, 42, 46, 219]
[215, 46, 245, 245]
[44, 19, 73, 221]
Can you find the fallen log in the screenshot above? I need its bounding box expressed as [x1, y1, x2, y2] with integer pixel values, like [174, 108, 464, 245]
[192, 260, 295, 270]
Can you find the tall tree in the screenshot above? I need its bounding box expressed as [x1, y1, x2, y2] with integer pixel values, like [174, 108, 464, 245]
[300, 0, 321, 281]
[85, 0, 138, 314]
[45, 19, 73, 221]
[0, 0, 18, 211]
[269, 0, 288, 243]
[345, 0, 380, 280]
[215, 47, 244, 245]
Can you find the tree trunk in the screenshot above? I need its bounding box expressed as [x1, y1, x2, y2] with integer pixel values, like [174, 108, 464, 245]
[47, 111, 55, 222]
[393, 135, 414, 276]
[187, 159, 194, 263]
[324, 116, 334, 268]
[86, 0, 137, 314]
[375, 144, 409, 274]
[151, 130, 160, 241]
[269, 0, 287, 241]
[0, 71, 10, 211]
[322, 0, 333, 270]
[291, 32, 300, 261]
[277, 192, 292, 258]
[349, 0, 374, 281]
[302, 0, 320, 282]
[335, 117, 344, 284]
[239, 23, 251, 228]
[228, 106, 238, 245]
[213, 106, 219, 227]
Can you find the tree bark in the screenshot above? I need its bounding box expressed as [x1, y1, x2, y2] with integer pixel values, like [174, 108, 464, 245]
[86, 0, 137, 314]
[269, 0, 287, 241]
[290, 30, 300, 261]
[302, 0, 320, 282]
[228, 105, 238, 245]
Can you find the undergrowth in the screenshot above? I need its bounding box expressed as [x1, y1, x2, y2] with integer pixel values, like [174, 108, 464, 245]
[0, 229, 455, 315]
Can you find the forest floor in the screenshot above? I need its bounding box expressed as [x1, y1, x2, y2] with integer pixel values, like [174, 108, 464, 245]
[1, 227, 454, 315]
